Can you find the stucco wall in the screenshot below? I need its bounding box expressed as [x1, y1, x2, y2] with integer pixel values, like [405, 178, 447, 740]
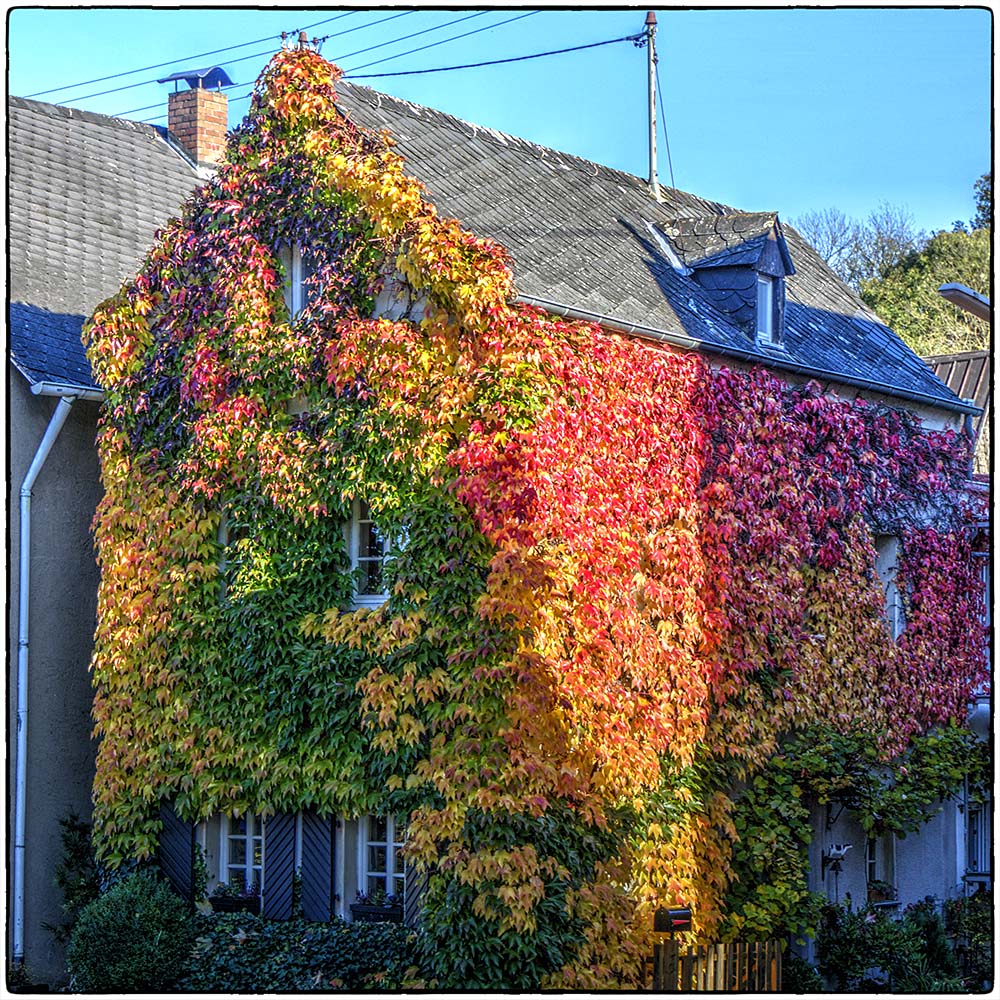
[8, 371, 102, 986]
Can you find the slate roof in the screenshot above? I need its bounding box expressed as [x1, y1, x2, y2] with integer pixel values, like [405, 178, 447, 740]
[334, 81, 972, 414]
[8, 96, 200, 390]
[8, 86, 974, 417]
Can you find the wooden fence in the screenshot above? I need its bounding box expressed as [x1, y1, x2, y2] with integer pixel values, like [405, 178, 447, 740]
[650, 939, 783, 992]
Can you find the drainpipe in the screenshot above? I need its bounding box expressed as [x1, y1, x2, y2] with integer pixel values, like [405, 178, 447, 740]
[13, 394, 77, 965]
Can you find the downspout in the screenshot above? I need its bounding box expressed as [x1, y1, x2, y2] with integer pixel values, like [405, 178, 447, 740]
[13, 394, 77, 965]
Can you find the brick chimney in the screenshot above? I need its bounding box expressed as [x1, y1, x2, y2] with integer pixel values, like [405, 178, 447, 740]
[157, 67, 233, 167]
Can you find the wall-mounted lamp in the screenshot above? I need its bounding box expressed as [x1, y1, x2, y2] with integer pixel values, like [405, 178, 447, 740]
[821, 843, 852, 879]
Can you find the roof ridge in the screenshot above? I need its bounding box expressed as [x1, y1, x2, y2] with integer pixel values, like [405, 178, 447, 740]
[9, 94, 168, 139]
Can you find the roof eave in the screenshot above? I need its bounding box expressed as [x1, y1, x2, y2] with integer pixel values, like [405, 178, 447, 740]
[516, 294, 981, 417]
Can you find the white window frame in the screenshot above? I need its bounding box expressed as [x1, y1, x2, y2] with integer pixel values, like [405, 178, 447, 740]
[755, 273, 776, 344]
[348, 498, 390, 608]
[220, 813, 264, 896]
[357, 815, 406, 903]
[966, 803, 987, 875]
[278, 243, 314, 318]
[875, 534, 904, 639]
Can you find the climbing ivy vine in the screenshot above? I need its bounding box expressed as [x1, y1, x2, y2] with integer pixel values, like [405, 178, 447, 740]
[85, 48, 987, 988]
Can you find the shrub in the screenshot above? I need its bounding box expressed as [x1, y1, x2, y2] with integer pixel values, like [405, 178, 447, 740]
[944, 888, 993, 990]
[66, 872, 194, 991]
[816, 899, 964, 992]
[782, 953, 824, 993]
[176, 913, 416, 991]
[43, 813, 99, 945]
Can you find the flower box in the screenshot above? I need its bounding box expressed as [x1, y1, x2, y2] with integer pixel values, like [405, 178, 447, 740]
[350, 902, 403, 924]
[209, 894, 261, 915]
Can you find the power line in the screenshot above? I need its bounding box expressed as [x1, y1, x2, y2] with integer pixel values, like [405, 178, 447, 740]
[26, 12, 357, 99]
[654, 61, 676, 190]
[331, 9, 490, 65]
[344, 29, 640, 79]
[117, 8, 466, 119]
[343, 10, 542, 75]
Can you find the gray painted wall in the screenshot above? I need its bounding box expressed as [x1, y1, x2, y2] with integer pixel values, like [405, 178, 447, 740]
[8, 371, 102, 986]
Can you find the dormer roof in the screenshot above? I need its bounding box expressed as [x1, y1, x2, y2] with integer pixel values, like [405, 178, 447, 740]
[662, 213, 796, 276]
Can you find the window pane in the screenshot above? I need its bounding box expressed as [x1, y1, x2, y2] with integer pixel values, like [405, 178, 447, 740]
[371, 815, 388, 842]
[368, 874, 386, 897]
[361, 522, 383, 559]
[360, 559, 383, 595]
[393, 845, 405, 875]
[230, 816, 247, 836]
[369, 845, 388, 872]
[393, 876, 405, 899]
[229, 840, 247, 865]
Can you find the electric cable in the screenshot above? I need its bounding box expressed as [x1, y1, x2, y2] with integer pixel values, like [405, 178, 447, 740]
[343, 29, 641, 79]
[331, 9, 490, 65]
[76, 11, 417, 106]
[26, 13, 357, 99]
[654, 60, 676, 190]
[343, 11, 544, 75]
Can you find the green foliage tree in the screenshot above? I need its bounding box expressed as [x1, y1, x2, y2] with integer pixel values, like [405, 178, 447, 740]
[971, 172, 992, 231]
[860, 227, 989, 356]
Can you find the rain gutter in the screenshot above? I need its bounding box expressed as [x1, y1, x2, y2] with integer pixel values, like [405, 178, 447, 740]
[515, 294, 981, 417]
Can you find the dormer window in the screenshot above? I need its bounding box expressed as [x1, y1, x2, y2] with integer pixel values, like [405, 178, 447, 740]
[756, 273, 782, 346]
[278, 244, 315, 318]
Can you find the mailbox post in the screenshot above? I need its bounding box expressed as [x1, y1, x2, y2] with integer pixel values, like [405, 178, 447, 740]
[652, 907, 693, 989]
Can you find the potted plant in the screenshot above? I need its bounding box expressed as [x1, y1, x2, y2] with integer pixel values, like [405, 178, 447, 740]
[209, 878, 261, 915]
[349, 887, 403, 923]
[866, 878, 897, 904]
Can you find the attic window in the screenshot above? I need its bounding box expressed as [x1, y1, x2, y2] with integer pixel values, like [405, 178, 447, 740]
[278, 244, 315, 318]
[755, 274, 783, 346]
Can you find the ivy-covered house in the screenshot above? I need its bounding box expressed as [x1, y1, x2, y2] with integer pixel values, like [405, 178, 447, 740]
[18, 44, 989, 988]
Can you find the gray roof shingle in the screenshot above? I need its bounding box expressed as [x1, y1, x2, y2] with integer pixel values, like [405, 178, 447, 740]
[8, 86, 973, 416]
[8, 96, 199, 390]
[335, 81, 971, 414]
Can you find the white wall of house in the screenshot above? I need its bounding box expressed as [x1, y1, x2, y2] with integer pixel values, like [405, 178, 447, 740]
[7, 371, 102, 986]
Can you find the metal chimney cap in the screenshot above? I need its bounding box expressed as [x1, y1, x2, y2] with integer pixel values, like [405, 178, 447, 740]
[156, 67, 234, 90]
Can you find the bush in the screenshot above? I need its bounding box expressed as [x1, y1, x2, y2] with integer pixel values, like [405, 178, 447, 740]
[782, 953, 824, 993]
[945, 888, 993, 990]
[43, 813, 99, 945]
[176, 912, 416, 991]
[66, 872, 194, 991]
[816, 899, 964, 992]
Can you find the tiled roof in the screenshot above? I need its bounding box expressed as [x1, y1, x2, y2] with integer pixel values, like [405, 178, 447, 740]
[335, 81, 972, 414]
[8, 96, 199, 390]
[924, 350, 991, 473]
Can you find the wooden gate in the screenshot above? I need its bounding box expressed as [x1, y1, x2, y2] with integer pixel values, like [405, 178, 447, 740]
[650, 940, 782, 991]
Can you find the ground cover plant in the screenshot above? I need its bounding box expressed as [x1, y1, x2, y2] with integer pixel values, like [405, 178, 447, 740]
[85, 47, 988, 988]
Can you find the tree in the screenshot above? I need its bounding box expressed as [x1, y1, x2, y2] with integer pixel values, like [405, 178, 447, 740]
[860, 227, 990, 356]
[792, 202, 923, 291]
[971, 172, 991, 231]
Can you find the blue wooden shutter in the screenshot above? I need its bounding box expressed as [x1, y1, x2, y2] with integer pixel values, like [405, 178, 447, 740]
[404, 863, 430, 927]
[300, 810, 336, 921]
[262, 813, 296, 920]
[157, 801, 194, 901]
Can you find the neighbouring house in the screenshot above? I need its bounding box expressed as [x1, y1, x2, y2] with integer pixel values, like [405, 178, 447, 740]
[8, 95, 201, 983]
[925, 348, 991, 476]
[11, 44, 990, 989]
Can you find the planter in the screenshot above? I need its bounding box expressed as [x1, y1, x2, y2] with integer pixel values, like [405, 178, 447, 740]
[210, 895, 261, 915]
[867, 888, 896, 905]
[350, 902, 403, 924]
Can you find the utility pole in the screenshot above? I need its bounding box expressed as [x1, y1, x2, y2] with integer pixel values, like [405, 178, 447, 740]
[646, 11, 661, 203]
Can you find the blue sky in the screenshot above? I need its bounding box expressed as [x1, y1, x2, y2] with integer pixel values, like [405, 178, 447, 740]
[7, 6, 992, 236]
